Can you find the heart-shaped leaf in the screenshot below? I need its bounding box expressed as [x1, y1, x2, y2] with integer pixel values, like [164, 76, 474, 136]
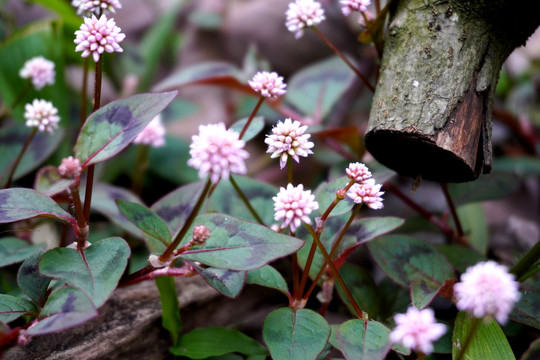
[39, 237, 130, 307]
[452, 312, 515, 360]
[410, 277, 443, 310]
[263, 307, 330, 360]
[0, 237, 44, 267]
[0, 188, 75, 225]
[246, 265, 289, 296]
[17, 250, 50, 306]
[335, 319, 392, 360]
[171, 326, 268, 359]
[28, 286, 97, 335]
[192, 263, 246, 298]
[116, 199, 171, 246]
[179, 213, 304, 271]
[75, 91, 177, 167]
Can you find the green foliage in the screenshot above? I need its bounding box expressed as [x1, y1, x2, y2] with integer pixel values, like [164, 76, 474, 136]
[0, 237, 44, 268]
[39, 237, 130, 308]
[156, 276, 182, 346]
[116, 199, 171, 246]
[246, 265, 290, 297]
[334, 319, 392, 360]
[263, 308, 331, 360]
[452, 312, 516, 360]
[337, 263, 379, 317]
[191, 264, 246, 298]
[171, 326, 268, 359]
[0, 294, 37, 323]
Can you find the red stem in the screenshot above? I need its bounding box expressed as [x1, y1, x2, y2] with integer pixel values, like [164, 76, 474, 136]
[4, 128, 37, 188]
[239, 96, 265, 139]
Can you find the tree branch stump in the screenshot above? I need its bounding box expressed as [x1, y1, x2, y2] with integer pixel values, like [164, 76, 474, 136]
[365, 0, 539, 182]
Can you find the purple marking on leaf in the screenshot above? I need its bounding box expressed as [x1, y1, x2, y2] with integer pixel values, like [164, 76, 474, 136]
[155, 204, 191, 223]
[92, 104, 132, 126]
[61, 292, 78, 313]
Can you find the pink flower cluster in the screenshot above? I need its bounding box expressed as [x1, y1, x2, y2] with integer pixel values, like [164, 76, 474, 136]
[187, 123, 249, 184]
[273, 183, 319, 232]
[74, 15, 125, 62]
[265, 118, 314, 169]
[345, 162, 384, 209]
[390, 307, 446, 355]
[72, 0, 122, 16]
[24, 99, 60, 134]
[285, 0, 326, 39]
[19, 56, 55, 90]
[454, 261, 521, 324]
[340, 0, 371, 16]
[58, 156, 82, 178]
[133, 115, 166, 148]
[249, 71, 287, 99]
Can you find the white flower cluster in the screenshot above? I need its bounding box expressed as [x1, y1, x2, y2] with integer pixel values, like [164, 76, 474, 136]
[265, 118, 314, 170]
[345, 162, 384, 209]
[19, 56, 55, 90]
[74, 15, 125, 62]
[285, 0, 326, 39]
[24, 99, 60, 134]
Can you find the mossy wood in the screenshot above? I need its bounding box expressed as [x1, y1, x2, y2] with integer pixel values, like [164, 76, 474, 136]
[366, 0, 539, 182]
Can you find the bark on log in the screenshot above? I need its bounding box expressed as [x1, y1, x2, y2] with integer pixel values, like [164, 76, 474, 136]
[365, 0, 540, 182]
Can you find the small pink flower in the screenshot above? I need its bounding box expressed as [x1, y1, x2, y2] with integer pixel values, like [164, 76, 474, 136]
[19, 56, 55, 90]
[265, 118, 314, 169]
[249, 71, 287, 99]
[285, 0, 326, 39]
[58, 156, 82, 178]
[454, 261, 521, 324]
[133, 115, 166, 148]
[340, 0, 371, 16]
[74, 15, 125, 62]
[72, 0, 122, 16]
[187, 123, 249, 184]
[390, 307, 446, 355]
[24, 99, 60, 134]
[346, 179, 384, 209]
[346, 162, 372, 183]
[273, 183, 319, 232]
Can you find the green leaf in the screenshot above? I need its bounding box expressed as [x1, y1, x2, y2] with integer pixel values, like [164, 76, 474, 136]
[285, 56, 356, 120]
[368, 235, 454, 287]
[75, 91, 177, 167]
[335, 319, 392, 360]
[510, 281, 540, 330]
[90, 182, 145, 239]
[27, 0, 81, 29]
[368, 235, 454, 308]
[156, 276, 182, 346]
[436, 245, 486, 273]
[171, 327, 268, 358]
[0, 237, 44, 267]
[493, 156, 540, 177]
[263, 308, 331, 360]
[28, 286, 97, 335]
[179, 213, 304, 270]
[456, 203, 488, 255]
[0, 294, 37, 323]
[337, 263, 379, 317]
[448, 172, 519, 206]
[452, 312, 515, 360]
[116, 199, 171, 246]
[208, 176, 277, 225]
[0, 124, 64, 186]
[153, 61, 247, 92]
[0, 188, 75, 224]
[246, 265, 290, 296]
[230, 116, 265, 142]
[39, 237, 130, 308]
[17, 250, 50, 306]
[33, 166, 75, 196]
[316, 176, 355, 217]
[147, 135, 198, 184]
[520, 338, 540, 360]
[192, 263, 246, 298]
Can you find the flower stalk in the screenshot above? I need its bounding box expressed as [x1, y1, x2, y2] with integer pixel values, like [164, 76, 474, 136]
[4, 128, 37, 188]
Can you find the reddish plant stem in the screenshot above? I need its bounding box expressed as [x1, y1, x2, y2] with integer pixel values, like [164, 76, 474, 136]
[159, 179, 211, 262]
[70, 185, 89, 248]
[385, 183, 459, 240]
[230, 175, 265, 225]
[312, 26, 375, 93]
[440, 183, 465, 238]
[239, 96, 265, 139]
[83, 57, 103, 222]
[120, 266, 193, 287]
[286, 157, 293, 184]
[305, 223, 363, 318]
[4, 127, 37, 188]
[119, 265, 155, 286]
[360, 11, 383, 60]
[303, 205, 360, 301]
[80, 57, 89, 126]
[292, 252, 300, 300]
